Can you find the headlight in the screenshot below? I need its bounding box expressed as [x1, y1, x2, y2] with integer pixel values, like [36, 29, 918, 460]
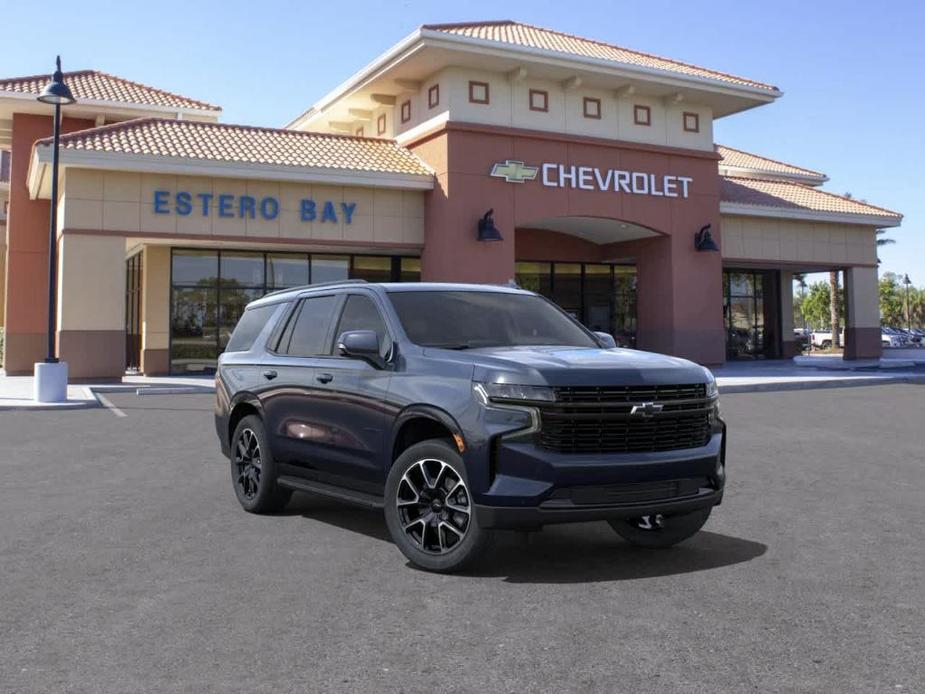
[702, 369, 719, 399]
[474, 382, 556, 404]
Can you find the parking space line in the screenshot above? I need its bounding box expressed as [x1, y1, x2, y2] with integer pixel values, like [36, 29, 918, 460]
[95, 392, 127, 418]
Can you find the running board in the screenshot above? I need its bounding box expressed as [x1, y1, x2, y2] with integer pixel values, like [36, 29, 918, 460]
[277, 476, 384, 510]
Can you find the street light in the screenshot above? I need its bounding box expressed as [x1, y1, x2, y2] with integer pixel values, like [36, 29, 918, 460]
[903, 274, 912, 331]
[33, 56, 75, 403]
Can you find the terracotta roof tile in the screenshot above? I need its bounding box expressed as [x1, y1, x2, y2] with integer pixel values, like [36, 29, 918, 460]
[721, 176, 900, 221]
[0, 70, 220, 112]
[39, 118, 432, 177]
[424, 21, 779, 92]
[717, 145, 825, 181]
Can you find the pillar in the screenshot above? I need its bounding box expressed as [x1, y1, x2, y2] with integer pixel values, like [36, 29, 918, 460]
[633, 233, 726, 365]
[2, 113, 94, 374]
[844, 265, 881, 360]
[141, 245, 171, 375]
[780, 271, 800, 358]
[56, 233, 126, 379]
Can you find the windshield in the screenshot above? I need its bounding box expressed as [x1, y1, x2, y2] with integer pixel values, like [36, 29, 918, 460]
[387, 290, 599, 349]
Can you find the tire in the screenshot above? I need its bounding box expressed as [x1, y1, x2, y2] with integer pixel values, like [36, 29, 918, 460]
[229, 414, 292, 514]
[384, 439, 493, 573]
[608, 507, 712, 549]
[821, 340, 832, 350]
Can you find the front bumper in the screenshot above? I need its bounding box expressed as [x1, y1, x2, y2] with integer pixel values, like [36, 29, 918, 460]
[472, 428, 726, 529]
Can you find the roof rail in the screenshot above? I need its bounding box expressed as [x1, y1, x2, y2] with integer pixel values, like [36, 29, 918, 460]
[260, 278, 369, 299]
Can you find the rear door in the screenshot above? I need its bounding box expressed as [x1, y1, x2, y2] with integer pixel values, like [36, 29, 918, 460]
[259, 293, 342, 474]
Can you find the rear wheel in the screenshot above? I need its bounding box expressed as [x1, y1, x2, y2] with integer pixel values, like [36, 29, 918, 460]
[608, 507, 712, 548]
[384, 439, 493, 573]
[230, 415, 291, 514]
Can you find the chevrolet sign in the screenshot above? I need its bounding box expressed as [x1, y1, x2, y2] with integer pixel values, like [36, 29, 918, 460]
[490, 160, 693, 198]
[490, 160, 539, 183]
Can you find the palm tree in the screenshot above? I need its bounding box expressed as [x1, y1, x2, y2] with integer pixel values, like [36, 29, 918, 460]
[875, 228, 895, 264]
[829, 270, 841, 348]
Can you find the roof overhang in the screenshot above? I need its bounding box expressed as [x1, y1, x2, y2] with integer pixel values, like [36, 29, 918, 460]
[288, 28, 780, 129]
[718, 165, 828, 187]
[0, 89, 220, 139]
[720, 202, 902, 228]
[27, 144, 435, 200]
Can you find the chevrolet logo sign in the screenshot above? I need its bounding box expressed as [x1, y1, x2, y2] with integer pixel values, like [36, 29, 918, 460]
[490, 160, 538, 184]
[630, 402, 664, 418]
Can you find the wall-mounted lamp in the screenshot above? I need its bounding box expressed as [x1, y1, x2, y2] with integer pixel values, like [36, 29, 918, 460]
[477, 209, 503, 242]
[694, 224, 719, 252]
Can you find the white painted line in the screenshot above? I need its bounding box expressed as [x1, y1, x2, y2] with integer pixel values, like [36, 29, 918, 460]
[95, 392, 127, 418]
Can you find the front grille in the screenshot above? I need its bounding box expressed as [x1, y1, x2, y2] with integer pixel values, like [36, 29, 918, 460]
[538, 383, 713, 454]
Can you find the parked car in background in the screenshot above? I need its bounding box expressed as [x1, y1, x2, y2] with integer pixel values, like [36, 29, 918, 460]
[793, 328, 811, 351]
[812, 330, 844, 349]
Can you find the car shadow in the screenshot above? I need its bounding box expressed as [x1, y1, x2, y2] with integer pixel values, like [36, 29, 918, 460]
[279, 493, 767, 584]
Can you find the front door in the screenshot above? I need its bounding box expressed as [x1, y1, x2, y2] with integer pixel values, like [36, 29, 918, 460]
[125, 252, 143, 372]
[723, 270, 781, 359]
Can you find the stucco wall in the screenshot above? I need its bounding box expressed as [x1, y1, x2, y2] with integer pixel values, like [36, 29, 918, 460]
[394, 67, 714, 151]
[60, 170, 426, 247]
[721, 214, 878, 266]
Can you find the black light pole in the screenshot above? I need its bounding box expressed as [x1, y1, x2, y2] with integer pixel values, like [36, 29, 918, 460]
[36, 56, 76, 363]
[903, 274, 912, 331]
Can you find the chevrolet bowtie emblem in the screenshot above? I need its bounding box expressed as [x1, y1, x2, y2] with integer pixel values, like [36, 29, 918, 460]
[490, 160, 539, 184]
[630, 402, 664, 418]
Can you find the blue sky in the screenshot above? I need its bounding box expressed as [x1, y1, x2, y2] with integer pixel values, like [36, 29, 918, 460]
[4, 0, 922, 282]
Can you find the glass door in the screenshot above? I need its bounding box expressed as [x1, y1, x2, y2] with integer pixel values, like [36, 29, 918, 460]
[723, 270, 779, 359]
[125, 252, 143, 372]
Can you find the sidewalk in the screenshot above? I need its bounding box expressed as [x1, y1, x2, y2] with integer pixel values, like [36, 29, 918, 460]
[0, 371, 215, 410]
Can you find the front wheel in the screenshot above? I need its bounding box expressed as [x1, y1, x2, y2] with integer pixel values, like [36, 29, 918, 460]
[384, 440, 493, 573]
[608, 507, 712, 548]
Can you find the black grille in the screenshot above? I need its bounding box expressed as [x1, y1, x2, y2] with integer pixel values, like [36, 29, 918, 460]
[538, 383, 713, 454]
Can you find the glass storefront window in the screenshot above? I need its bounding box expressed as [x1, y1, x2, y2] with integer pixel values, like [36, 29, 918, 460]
[220, 252, 265, 287]
[170, 249, 419, 374]
[515, 262, 552, 296]
[552, 263, 582, 319]
[400, 257, 421, 282]
[352, 256, 392, 283]
[267, 253, 309, 289]
[172, 250, 217, 286]
[311, 255, 349, 284]
[514, 261, 637, 344]
[723, 270, 776, 359]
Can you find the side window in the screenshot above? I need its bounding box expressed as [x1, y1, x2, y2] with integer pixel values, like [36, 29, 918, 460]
[281, 295, 339, 357]
[225, 304, 276, 352]
[334, 294, 392, 358]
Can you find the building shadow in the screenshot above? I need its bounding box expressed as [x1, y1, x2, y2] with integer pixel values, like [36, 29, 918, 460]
[281, 492, 767, 584]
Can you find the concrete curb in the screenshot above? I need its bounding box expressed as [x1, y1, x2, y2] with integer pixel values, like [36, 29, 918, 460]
[0, 383, 214, 411]
[719, 374, 925, 394]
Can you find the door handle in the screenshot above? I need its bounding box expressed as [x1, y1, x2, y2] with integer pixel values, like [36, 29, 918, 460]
[263, 369, 278, 380]
[316, 372, 334, 384]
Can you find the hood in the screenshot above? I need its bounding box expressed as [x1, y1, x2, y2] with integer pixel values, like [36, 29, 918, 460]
[432, 345, 710, 387]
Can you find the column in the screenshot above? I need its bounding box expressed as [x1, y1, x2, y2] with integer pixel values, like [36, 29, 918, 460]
[780, 271, 799, 358]
[844, 265, 881, 360]
[141, 245, 171, 375]
[56, 233, 126, 379]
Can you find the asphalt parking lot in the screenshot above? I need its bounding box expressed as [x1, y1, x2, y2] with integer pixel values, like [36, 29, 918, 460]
[1, 384, 923, 693]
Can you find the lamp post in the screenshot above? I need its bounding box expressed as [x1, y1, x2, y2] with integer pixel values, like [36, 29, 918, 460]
[33, 56, 75, 403]
[903, 274, 912, 331]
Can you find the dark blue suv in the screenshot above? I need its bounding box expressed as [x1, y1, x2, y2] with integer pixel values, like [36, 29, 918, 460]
[215, 281, 726, 572]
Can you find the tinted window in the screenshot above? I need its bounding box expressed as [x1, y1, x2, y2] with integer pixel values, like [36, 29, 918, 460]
[225, 304, 277, 352]
[388, 291, 597, 349]
[334, 294, 391, 358]
[283, 296, 339, 356]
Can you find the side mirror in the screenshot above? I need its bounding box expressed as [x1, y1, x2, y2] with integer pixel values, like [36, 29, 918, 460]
[594, 331, 617, 349]
[337, 330, 384, 367]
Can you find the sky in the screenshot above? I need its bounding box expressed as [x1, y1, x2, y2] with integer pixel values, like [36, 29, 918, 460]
[3, 0, 922, 283]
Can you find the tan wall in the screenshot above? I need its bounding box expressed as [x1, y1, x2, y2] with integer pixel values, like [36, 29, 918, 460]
[721, 215, 878, 266]
[141, 245, 171, 375]
[57, 234, 126, 331]
[61, 170, 426, 246]
[392, 67, 715, 151]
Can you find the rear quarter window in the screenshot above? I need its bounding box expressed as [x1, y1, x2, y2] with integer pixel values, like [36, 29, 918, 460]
[224, 304, 277, 352]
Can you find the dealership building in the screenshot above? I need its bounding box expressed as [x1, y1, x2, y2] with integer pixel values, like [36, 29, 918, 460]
[0, 21, 902, 378]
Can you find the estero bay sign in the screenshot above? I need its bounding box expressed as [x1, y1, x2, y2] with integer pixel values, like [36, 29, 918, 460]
[152, 190, 358, 224]
[490, 159, 694, 198]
